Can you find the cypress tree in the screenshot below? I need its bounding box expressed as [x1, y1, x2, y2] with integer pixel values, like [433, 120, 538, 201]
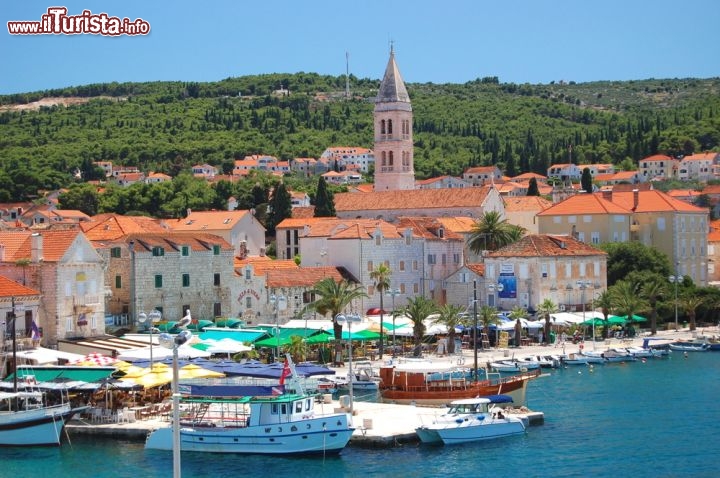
[267, 182, 292, 233]
[314, 176, 336, 217]
[581, 167, 593, 193]
[527, 177, 540, 196]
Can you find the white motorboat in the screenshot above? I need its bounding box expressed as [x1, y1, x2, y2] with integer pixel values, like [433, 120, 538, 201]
[490, 359, 541, 373]
[578, 351, 608, 364]
[603, 349, 637, 363]
[333, 362, 381, 391]
[145, 358, 354, 455]
[668, 342, 709, 352]
[561, 353, 589, 366]
[416, 396, 526, 445]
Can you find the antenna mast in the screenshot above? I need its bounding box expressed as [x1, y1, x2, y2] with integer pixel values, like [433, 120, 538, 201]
[345, 51, 350, 100]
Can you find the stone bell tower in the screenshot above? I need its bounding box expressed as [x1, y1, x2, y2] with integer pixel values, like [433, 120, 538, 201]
[373, 46, 415, 191]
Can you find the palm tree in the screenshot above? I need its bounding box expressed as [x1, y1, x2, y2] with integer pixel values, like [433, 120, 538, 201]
[402, 296, 438, 357]
[594, 290, 614, 339]
[369, 263, 391, 359]
[434, 304, 465, 355]
[468, 211, 518, 254]
[678, 294, 705, 331]
[609, 280, 649, 336]
[641, 276, 669, 335]
[307, 277, 367, 365]
[479, 305, 501, 346]
[535, 298, 557, 345]
[509, 306, 527, 347]
[285, 335, 308, 363]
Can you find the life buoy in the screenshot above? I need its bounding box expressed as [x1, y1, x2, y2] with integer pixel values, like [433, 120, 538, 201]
[579, 343, 584, 350]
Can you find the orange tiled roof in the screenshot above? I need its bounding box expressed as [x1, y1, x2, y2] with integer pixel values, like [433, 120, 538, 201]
[435, 216, 476, 234]
[0, 230, 81, 262]
[512, 172, 547, 181]
[708, 219, 720, 242]
[124, 232, 232, 252]
[0, 276, 40, 298]
[538, 193, 628, 216]
[487, 234, 606, 258]
[503, 196, 553, 212]
[641, 154, 673, 162]
[465, 263, 485, 276]
[166, 210, 255, 232]
[82, 214, 167, 241]
[611, 190, 706, 213]
[236, 258, 298, 275]
[334, 187, 491, 212]
[266, 266, 356, 288]
[396, 217, 463, 240]
[291, 206, 315, 219]
[681, 152, 718, 161]
[464, 166, 498, 174]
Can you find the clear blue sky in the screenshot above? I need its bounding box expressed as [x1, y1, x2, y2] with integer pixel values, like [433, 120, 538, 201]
[2, 0, 719, 94]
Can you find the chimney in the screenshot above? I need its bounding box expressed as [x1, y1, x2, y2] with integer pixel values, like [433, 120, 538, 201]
[31, 232, 43, 263]
[602, 190, 612, 201]
[632, 189, 639, 210]
[0, 244, 4, 261]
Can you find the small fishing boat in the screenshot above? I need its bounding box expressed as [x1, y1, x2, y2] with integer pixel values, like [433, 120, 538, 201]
[415, 395, 526, 445]
[561, 353, 589, 366]
[668, 342, 709, 352]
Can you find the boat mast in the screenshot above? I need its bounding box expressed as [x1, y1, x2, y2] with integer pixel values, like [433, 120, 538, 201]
[11, 296, 17, 394]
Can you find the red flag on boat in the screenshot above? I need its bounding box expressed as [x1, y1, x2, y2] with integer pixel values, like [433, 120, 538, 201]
[279, 358, 291, 385]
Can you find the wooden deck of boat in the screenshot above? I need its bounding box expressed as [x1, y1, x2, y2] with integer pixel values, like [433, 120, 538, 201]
[65, 399, 544, 448]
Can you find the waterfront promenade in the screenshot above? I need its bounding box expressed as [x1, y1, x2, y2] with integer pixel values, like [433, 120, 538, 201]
[65, 325, 716, 447]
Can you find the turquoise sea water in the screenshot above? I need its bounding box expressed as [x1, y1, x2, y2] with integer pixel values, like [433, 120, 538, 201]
[3, 352, 719, 478]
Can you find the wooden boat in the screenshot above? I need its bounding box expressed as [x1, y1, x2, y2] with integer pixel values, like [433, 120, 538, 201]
[0, 390, 81, 446]
[378, 361, 540, 406]
[145, 358, 354, 455]
[416, 395, 526, 445]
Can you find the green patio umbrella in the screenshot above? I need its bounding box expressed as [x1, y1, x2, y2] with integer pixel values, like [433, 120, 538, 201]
[615, 314, 647, 323]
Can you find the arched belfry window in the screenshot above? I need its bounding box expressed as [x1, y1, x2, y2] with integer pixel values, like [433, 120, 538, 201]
[380, 120, 386, 135]
[387, 119, 393, 135]
[381, 151, 387, 166]
[389, 151, 394, 167]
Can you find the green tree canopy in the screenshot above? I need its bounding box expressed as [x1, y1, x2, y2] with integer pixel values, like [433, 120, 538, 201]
[313, 176, 336, 217]
[601, 242, 672, 287]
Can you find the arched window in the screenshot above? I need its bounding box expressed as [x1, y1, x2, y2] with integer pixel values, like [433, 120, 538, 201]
[381, 151, 386, 166]
[387, 119, 393, 135]
[380, 119, 386, 135]
[389, 151, 394, 167]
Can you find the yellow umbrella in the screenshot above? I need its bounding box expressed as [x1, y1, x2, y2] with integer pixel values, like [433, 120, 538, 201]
[126, 369, 173, 389]
[179, 364, 225, 379]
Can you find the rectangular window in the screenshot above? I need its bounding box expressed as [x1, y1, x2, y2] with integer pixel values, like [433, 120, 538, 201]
[214, 303, 221, 317]
[453, 253, 460, 264]
[110, 247, 121, 258]
[411, 283, 417, 294]
[428, 254, 436, 265]
[154, 275, 163, 288]
[399, 261, 405, 271]
[367, 261, 373, 272]
[568, 216, 577, 224]
[245, 268, 251, 280]
[375, 235, 381, 246]
[591, 232, 600, 244]
[553, 217, 562, 224]
[583, 215, 592, 223]
[115, 275, 122, 288]
[541, 263, 548, 278]
[413, 260, 418, 271]
[594, 261, 600, 276]
[182, 273, 190, 287]
[213, 245, 221, 255]
[579, 262, 586, 276]
[368, 285, 374, 295]
[181, 246, 190, 256]
[214, 273, 221, 286]
[246, 296, 252, 308]
[441, 254, 447, 265]
[657, 217, 666, 231]
[577, 232, 585, 242]
[565, 263, 571, 278]
[152, 246, 165, 257]
[519, 263, 529, 279]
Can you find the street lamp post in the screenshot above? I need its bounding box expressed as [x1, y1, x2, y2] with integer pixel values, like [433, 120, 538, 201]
[669, 272, 681, 331]
[138, 309, 162, 366]
[576, 280, 592, 347]
[486, 281, 504, 348]
[473, 280, 478, 382]
[385, 288, 400, 356]
[270, 294, 286, 361]
[335, 313, 361, 415]
[158, 324, 193, 478]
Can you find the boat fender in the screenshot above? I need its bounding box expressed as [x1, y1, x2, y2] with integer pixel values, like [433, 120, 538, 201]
[579, 343, 584, 350]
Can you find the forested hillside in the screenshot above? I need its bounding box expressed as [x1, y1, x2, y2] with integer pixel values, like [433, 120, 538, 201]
[1, 73, 719, 204]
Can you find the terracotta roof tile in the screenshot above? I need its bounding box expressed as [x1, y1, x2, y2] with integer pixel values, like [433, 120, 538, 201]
[435, 217, 476, 234]
[486, 234, 606, 258]
[334, 187, 491, 212]
[511, 172, 547, 181]
[0, 230, 81, 262]
[641, 154, 673, 162]
[503, 196, 553, 212]
[166, 210, 254, 232]
[0, 276, 40, 298]
[124, 232, 232, 252]
[611, 190, 707, 213]
[465, 263, 485, 276]
[82, 214, 167, 241]
[538, 193, 628, 216]
[291, 206, 316, 219]
[396, 217, 463, 240]
[266, 266, 357, 288]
